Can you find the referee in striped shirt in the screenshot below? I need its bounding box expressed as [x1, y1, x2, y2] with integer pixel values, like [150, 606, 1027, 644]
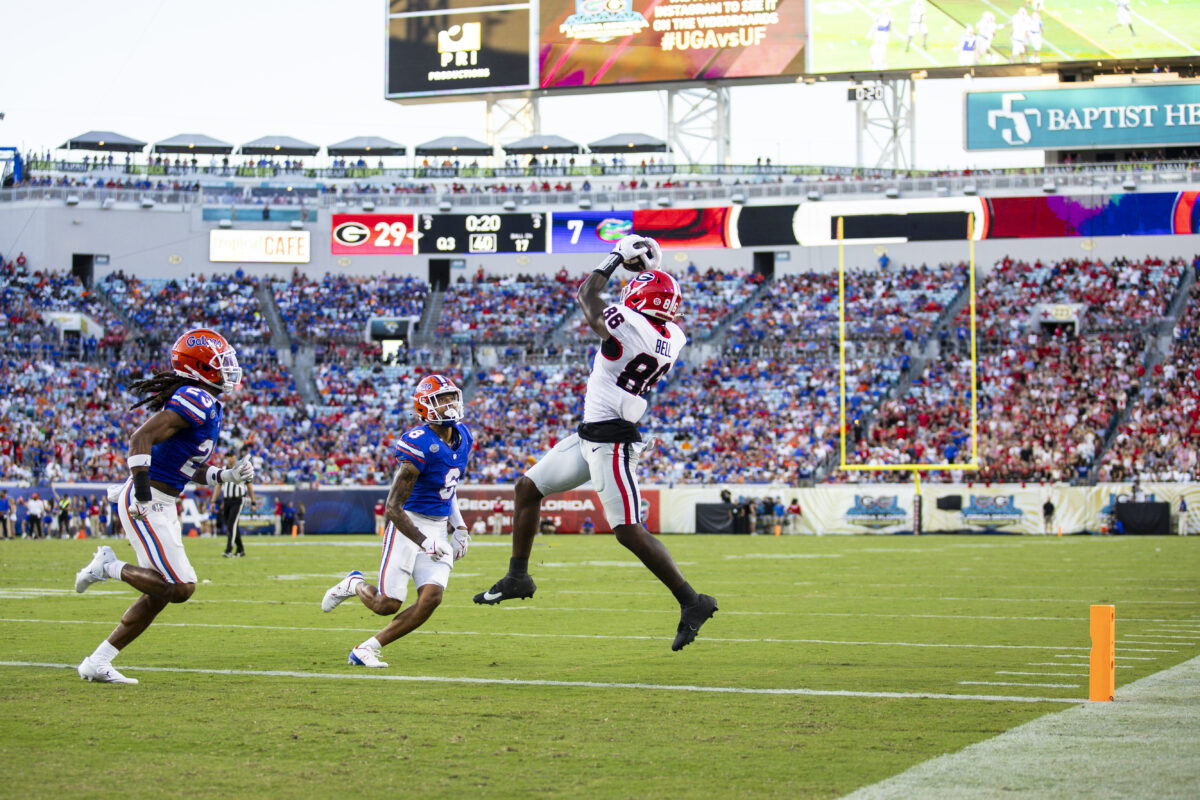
[217, 454, 254, 557]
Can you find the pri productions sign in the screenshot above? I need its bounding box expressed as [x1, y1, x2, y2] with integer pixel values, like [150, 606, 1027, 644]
[966, 82, 1200, 151]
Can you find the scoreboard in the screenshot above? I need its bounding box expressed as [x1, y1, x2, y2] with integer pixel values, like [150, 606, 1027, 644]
[331, 212, 545, 255]
[415, 212, 545, 254]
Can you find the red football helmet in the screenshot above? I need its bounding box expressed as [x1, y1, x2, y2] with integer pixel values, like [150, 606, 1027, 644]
[413, 374, 464, 425]
[170, 328, 242, 393]
[620, 270, 682, 323]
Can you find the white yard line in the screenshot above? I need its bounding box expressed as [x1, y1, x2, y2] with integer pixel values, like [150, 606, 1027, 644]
[998, 671, 1087, 677]
[0, 660, 1084, 703]
[1132, 9, 1200, 55]
[0, 616, 1098, 650]
[1054, 653, 1163, 659]
[1127, 634, 1200, 640]
[1027, 663, 1134, 669]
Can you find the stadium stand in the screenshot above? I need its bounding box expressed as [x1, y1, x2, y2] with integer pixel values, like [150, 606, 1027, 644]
[272, 271, 427, 343]
[438, 274, 576, 345]
[101, 271, 271, 345]
[1099, 282, 1200, 482]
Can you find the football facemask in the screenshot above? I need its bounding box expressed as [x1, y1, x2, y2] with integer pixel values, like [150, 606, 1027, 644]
[413, 375, 465, 426]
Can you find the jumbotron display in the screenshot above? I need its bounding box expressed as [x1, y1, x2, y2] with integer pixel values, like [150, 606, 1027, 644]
[386, 0, 805, 98]
[538, 0, 806, 88]
[386, 0, 1200, 99]
[809, 0, 1200, 75]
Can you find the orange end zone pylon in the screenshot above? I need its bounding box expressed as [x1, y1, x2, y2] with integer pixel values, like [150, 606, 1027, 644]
[1089, 604, 1115, 701]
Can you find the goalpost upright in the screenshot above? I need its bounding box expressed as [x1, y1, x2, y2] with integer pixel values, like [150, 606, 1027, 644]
[836, 215, 982, 531]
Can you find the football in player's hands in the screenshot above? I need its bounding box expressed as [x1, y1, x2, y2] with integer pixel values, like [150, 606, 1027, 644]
[611, 235, 662, 272]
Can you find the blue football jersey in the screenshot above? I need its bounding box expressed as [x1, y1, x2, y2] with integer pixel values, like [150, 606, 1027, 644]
[149, 385, 223, 492]
[393, 423, 473, 517]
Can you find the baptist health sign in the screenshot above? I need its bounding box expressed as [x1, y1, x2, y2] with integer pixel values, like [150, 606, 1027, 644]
[966, 82, 1200, 151]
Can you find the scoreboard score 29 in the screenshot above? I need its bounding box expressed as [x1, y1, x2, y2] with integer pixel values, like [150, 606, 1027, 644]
[330, 213, 546, 255]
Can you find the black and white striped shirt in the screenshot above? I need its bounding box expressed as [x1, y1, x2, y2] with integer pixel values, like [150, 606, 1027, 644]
[223, 482, 249, 500]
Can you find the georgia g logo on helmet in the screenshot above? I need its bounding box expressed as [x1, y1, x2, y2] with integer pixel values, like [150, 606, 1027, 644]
[620, 270, 682, 323]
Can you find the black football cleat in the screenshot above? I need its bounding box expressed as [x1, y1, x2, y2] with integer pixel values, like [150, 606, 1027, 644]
[473, 574, 537, 605]
[671, 594, 718, 651]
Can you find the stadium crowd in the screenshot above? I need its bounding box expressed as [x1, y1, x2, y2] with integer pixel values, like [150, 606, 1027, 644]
[2, 250, 1198, 490]
[438, 273, 577, 344]
[101, 270, 271, 345]
[727, 262, 966, 345]
[272, 270, 427, 342]
[1099, 283, 1200, 482]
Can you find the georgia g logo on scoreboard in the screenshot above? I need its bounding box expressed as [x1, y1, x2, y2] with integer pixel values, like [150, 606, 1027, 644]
[332, 221, 370, 247]
[330, 214, 418, 255]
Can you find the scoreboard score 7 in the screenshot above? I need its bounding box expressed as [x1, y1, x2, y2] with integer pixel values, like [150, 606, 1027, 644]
[415, 213, 547, 254]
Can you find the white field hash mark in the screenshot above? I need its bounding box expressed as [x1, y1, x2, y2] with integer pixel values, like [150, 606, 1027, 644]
[960, 681, 1081, 689]
[0, 661, 1086, 704]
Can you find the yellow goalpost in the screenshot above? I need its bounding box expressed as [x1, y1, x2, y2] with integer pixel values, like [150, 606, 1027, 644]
[835, 215, 981, 507]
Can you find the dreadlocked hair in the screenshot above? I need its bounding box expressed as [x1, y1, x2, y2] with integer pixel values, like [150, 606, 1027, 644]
[129, 371, 205, 411]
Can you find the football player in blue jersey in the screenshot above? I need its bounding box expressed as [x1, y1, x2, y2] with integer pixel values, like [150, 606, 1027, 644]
[73, 328, 255, 684]
[320, 374, 473, 668]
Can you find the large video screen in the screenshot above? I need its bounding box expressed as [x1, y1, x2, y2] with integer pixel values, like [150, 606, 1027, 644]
[386, 7, 532, 98]
[538, 0, 805, 88]
[808, 0, 1200, 75]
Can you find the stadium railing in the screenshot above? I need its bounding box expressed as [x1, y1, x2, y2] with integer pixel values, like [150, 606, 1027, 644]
[9, 161, 1200, 210]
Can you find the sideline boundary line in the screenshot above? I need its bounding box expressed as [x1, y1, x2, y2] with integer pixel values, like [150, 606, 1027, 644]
[0, 661, 1085, 704]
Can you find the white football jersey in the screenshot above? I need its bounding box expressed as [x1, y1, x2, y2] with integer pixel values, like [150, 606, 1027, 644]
[582, 304, 686, 430]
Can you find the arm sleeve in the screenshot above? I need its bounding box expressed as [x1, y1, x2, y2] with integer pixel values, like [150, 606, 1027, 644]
[449, 492, 466, 530]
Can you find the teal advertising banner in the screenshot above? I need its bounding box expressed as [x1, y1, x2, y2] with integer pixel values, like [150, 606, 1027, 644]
[966, 82, 1200, 151]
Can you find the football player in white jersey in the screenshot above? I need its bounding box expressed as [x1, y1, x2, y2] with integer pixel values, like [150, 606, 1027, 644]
[474, 235, 717, 651]
[905, 0, 928, 52]
[866, 9, 892, 70]
[1109, 0, 1135, 36]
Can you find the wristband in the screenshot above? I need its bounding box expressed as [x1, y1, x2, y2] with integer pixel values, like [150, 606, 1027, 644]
[593, 253, 621, 279]
[203, 466, 222, 486]
[127, 454, 151, 469]
[132, 470, 152, 503]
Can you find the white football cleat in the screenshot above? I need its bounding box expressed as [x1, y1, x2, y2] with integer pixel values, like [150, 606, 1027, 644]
[78, 657, 138, 685]
[321, 570, 364, 612]
[75, 545, 117, 593]
[348, 645, 388, 668]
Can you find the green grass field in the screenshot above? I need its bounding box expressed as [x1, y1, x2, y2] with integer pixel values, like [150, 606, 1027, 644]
[808, 0, 1200, 74]
[2, 533, 1198, 798]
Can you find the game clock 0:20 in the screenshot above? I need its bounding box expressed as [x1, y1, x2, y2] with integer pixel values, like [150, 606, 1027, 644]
[417, 213, 546, 254]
